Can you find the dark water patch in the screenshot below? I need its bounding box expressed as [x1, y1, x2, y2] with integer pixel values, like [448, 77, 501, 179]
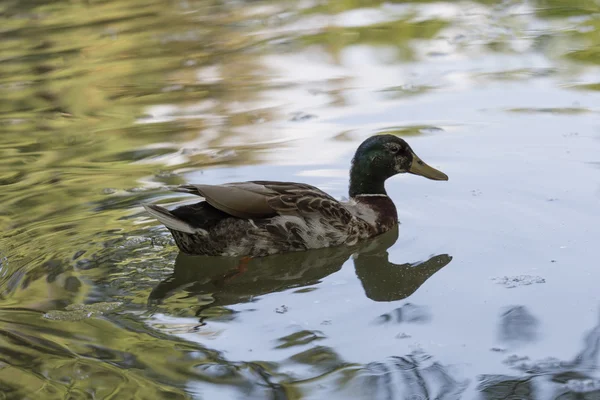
[498, 306, 539, 346]
[476, 68, 557, 81]
[479, 314, 600, 399]
[507, 107, 595, 115]
[275, 330, 326, 349]
[375, 303, 432, 325]
[323, 352, 469, 400]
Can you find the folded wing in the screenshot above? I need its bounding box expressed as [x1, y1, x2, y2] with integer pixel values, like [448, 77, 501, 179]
[175, 181, 353, 224]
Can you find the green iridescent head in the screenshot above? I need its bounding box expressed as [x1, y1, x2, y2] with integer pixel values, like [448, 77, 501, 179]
[349, 134, 448, 197]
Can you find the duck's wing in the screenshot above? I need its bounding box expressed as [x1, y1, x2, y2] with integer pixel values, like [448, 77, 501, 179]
[175, 181, 353, 223]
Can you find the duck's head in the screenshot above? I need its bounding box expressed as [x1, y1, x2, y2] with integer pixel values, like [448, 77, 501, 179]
[349, 134, 448, 197]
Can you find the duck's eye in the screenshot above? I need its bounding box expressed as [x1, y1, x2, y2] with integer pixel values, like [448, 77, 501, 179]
[386, 144, 401, 154]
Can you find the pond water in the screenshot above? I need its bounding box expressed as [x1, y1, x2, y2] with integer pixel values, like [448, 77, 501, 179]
[2, 0, 600, 398]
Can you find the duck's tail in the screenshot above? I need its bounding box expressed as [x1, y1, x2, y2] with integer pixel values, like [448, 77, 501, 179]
[142, 204, 207, 235]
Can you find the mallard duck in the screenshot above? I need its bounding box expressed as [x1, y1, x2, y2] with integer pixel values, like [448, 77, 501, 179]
[143, 134, 448, 257]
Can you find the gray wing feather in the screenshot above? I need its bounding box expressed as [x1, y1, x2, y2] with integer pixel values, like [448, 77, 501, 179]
[175, 183, 276, 218]
[174, 181, 352, 222]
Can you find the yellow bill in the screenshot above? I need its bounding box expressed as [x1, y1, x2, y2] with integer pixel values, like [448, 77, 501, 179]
[409, 153, 448, 181]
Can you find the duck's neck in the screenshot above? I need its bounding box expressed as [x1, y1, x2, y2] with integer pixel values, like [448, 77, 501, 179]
[349, 160, 398, 232]
[349, 161, 387, 197]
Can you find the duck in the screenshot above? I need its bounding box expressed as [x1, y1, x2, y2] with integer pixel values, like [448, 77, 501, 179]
[143, 134, 448, 258]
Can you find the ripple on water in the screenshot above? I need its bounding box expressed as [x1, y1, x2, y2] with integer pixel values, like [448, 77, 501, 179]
[2, 0, 600, 397]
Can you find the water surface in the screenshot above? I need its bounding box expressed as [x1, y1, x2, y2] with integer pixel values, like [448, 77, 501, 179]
[1, 0, 600, 398]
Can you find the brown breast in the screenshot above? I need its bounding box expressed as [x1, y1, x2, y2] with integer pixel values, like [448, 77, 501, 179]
[355, 195, 398, 234]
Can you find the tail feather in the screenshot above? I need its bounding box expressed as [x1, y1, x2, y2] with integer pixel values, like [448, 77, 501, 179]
[142, 204, 206, 235]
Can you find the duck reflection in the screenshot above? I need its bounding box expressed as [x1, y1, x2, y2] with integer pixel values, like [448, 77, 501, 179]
[148, 226, 452, 314]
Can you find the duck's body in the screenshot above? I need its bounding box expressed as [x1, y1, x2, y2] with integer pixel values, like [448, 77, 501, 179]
[145, 182, 398, 257]
[143, 135, 448, 257]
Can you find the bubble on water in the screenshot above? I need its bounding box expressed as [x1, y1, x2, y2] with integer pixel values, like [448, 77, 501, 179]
[275, 305, 288, 314]
[492, 275, 545, 288]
